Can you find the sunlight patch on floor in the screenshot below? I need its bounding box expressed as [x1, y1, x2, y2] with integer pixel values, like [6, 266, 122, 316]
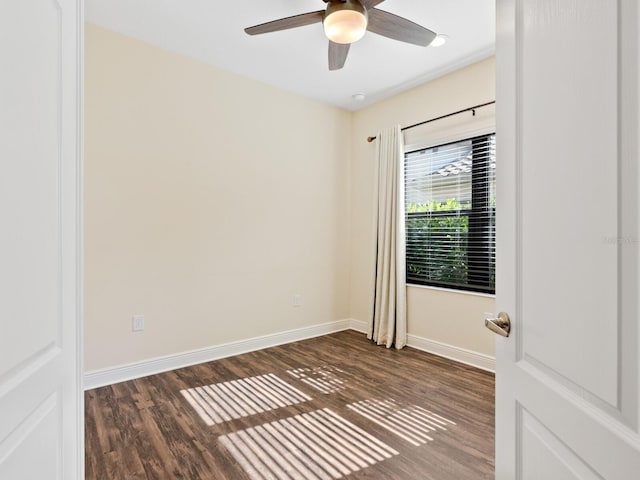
[347, 398, 456, 446]
[287, 366, 349, 395]
[219, 408, 399, 480]
[180, 373, 311, 425]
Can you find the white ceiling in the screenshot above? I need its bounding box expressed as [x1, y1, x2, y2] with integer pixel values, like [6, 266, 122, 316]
[85, 0, 495, 111]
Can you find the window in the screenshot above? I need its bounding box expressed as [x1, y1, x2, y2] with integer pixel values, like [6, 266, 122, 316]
[404, 133, 496, 294]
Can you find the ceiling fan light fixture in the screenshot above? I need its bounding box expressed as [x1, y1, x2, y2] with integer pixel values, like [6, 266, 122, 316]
[323, 1, 368, 44]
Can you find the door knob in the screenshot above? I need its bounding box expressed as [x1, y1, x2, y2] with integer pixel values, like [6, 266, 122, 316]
[485, 312, 511, 337]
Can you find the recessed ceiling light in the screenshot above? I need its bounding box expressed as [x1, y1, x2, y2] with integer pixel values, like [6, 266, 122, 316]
[431, 34, 448, 47]
[352, 93, 366, 102]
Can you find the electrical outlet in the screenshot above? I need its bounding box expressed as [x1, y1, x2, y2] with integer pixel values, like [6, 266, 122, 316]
[132, 314, 145, 332]
[293, 294, 302, 307]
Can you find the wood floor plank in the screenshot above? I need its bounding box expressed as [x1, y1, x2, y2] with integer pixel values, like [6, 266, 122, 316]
[86, 330, 494, 479]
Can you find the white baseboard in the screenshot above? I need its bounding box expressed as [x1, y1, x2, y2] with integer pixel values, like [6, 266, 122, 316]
[84, 318, 494, 390]
[83, 319, 353, 390]
[407, 334, 495, 373]
[345, 318, 494, 372]
[348, 318, 369, 333]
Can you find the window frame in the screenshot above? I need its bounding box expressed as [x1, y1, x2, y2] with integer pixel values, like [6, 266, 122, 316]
[404, 132, 496, 295]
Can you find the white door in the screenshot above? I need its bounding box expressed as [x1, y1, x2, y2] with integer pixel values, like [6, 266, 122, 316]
[494, 0, 640, 477]
[0, 1, 82, 479]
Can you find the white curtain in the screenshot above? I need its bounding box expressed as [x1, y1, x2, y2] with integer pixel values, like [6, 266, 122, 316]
[368, 125, 407, 349]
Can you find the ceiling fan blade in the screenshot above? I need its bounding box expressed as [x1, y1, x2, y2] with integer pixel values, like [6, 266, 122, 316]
[361, 0, 386, 8]
[245, 10, 324, 35]
[328, 41, 350, 71]
[366, 9, 436, 47]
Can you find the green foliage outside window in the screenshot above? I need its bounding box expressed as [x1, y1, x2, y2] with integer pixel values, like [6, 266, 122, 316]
[406, 199, 470, 286]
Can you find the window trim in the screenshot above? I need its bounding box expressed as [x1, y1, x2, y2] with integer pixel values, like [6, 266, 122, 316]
[407, 282, 496, 299]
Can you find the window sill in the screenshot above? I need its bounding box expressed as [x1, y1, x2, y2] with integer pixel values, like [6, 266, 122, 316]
[406, 283, 496, 299]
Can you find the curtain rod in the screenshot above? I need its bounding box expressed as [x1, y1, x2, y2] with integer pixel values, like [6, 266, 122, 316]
[366, 100, 496, 143]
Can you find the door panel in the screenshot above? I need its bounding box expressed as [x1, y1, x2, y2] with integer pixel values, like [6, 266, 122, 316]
[1, 0, 62, 380]
[0, 1, 82, 478]
[521, 408, 602, 480]
[520, 0, 619, 407]
[0, 395, 59, 479]
[496, 0, 640, 477]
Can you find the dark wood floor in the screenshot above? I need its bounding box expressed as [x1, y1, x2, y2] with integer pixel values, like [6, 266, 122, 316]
[85, 330, 494, 479]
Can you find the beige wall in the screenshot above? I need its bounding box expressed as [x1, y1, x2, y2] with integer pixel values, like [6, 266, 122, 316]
[84, 25, 352, 371]
[85, 24, 497, 372]
[349, 57, 497, 357]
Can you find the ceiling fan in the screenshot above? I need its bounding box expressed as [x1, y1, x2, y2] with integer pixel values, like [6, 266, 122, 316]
[244, 0, 437, 71]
